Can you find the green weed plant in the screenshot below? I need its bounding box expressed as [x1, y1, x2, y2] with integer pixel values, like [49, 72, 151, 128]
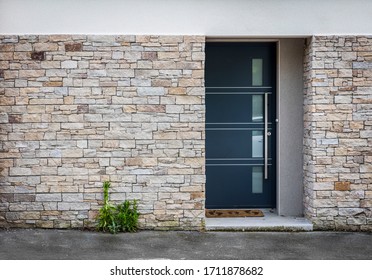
[97, 181, 139, 234]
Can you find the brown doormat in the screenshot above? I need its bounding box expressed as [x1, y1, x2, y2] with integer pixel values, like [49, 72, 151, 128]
[205, 209, 264, 218]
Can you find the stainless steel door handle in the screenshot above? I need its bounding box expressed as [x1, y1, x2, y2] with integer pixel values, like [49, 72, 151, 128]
[264, 92, 269, 180]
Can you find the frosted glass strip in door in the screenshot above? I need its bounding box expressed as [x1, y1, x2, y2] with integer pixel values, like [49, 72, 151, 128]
[252, 58, 263, 86]
[252, 167, 263, 193]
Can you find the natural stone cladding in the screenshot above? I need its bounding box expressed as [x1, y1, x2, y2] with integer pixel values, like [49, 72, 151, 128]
[0, 35, 205, 230]
[304, 36, 372, 231]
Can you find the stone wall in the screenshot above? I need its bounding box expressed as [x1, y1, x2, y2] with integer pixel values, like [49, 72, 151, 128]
[1, 34, 371, 231]
[0, 35, 205, 230]
[304, 36, 372, 231]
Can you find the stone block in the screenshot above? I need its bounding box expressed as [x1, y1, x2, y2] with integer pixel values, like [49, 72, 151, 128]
[9, 167, 32, 176]
[313, 199, 337, 208]
[36, 193, 62, 202]
[137, 105, 166, 112]
[61, 149, 83, 158]
[106, 69, 134, 77]
[334, 182, 351, 191]
[137, 87, 165, 96]
[175, 96, 201, 104]
[34, 42, 58, 52]
[19, 211, 41, 220]
[30, 51, 45, 61]
[62, 193, 83, 202]
[177, 131, 201, 140]
[124, 51, 141, 60]
[19, 70, 45, 78]
[61, 60, 78, 68]
[65, 43, 83, 52]
[347, 216, 366, 225]
[341, 52, 357, 61]
[142, 52, 157, 60]
[57, 202, 90, 211]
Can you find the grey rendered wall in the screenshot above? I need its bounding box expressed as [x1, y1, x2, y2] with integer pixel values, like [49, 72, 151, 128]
[278, 39, 305, 216]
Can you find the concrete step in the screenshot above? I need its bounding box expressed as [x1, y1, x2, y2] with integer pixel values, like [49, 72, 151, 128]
[205, 210, 313, 231]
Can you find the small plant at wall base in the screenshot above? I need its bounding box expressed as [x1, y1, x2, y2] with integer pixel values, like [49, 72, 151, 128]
[97, 181, 139, 234]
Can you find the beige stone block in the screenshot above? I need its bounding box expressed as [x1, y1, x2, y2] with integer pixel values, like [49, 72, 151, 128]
[3, 70, 18, 79]
[192, 52, 205, 61]
[61, 149, 83, 158]
[341, 52, 357, 61]
[0, 44, 14, 51]
[360, 200, 372, 207]
[153, 61, 177, 69]
[24, 132, 44, 140]
[126, 158, 157, 167]
[192, 70, 204, 78]
[19, 211, 41, 220]
[36, 221, 54, 228]
[34, 43, 59, 51]
[178, 78, 202, 87]
[313, 199, 337, 208]
[159, 36, 183, 44]
[137, 105, 166, 113]
[153, 131, 177, 140]
[15, 43, 32, 52]
[43, 81, 63, 87]
[41, 61, 61, 69]
[19, 70, 45, 78]
[158, 52, 180, 60]
[152, 79, 172, 87]
[190, 192, 204, 199]
[175, 96, 201, 104]
[22, 114, 41, 123]
[0, 52, 13, 60]
[0, 97, 15, 106]
[103, 140, 119, 148]
[123, 105, 136, 113]
[168, 87, 186, 95]
[176, 61, 202, 70]
[168, 168, 194, 175]
[185, 158, 204, 168]
[177, 131, 201, 139]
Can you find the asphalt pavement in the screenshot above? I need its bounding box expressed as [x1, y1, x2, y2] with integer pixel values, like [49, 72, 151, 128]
[0, 229, 371, 260]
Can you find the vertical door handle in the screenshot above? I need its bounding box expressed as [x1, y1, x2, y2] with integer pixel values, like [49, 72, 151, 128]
[264, 92, 269, 180]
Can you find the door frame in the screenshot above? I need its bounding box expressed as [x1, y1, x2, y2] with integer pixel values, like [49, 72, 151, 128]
[205, 38, 306, 216]
[205, 37, 281, 211]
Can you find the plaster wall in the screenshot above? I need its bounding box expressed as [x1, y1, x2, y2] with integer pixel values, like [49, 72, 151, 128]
[1, 0, 372, 36]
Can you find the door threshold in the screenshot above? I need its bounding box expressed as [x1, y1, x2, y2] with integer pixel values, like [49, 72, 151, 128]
[204, 209, 313, 231]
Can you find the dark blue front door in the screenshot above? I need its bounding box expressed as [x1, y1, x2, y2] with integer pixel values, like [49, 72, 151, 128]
[205, 42, 276, 209]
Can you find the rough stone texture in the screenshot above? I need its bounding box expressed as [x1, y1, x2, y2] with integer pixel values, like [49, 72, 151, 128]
[1, 34, 371, 232]
[0, 35, 205, 230]
[304, 36, 372, 231]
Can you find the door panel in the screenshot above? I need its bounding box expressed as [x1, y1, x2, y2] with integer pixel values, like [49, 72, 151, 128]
[205, 42, 276, 209]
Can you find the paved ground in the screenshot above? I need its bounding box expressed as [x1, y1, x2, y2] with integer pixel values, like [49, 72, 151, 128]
[0, 229, 371, 260]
